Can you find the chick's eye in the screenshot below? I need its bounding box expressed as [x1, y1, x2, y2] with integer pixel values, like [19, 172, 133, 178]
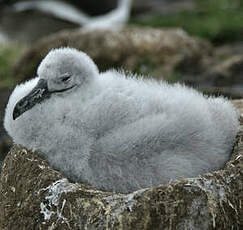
[60, 73, 72, 82]
[62, 76, 70, 82]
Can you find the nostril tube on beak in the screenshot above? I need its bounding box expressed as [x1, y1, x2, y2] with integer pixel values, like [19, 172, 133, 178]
[18, 100, 28, 108]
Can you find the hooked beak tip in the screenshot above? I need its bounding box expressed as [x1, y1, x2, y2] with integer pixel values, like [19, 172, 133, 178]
[13, 112, 18, 120]
[13, 105, 21, 120]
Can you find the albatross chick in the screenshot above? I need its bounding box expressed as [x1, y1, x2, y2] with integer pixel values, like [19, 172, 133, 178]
[4, 47, 239, 193]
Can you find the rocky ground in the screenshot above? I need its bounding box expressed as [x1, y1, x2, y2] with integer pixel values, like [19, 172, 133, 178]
[11, 26, 243, 97]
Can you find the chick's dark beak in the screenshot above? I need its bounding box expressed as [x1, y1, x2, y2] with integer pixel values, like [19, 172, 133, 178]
[13, 79, 50, 120]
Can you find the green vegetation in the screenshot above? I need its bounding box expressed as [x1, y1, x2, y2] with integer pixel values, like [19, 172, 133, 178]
[131, 0, 243, 45]
[0, 44, 25, 88]
[164, 72, 181, 82]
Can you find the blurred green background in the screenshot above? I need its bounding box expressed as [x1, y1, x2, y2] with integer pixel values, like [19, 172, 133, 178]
[132, 0, 243, 45]
[1, 0, 243, 88]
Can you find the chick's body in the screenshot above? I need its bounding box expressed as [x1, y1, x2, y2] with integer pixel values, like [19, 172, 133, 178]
[4, 48, 239, 193]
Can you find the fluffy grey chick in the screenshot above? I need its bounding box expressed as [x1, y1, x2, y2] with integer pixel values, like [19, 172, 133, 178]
[4, 47, 239, 193]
